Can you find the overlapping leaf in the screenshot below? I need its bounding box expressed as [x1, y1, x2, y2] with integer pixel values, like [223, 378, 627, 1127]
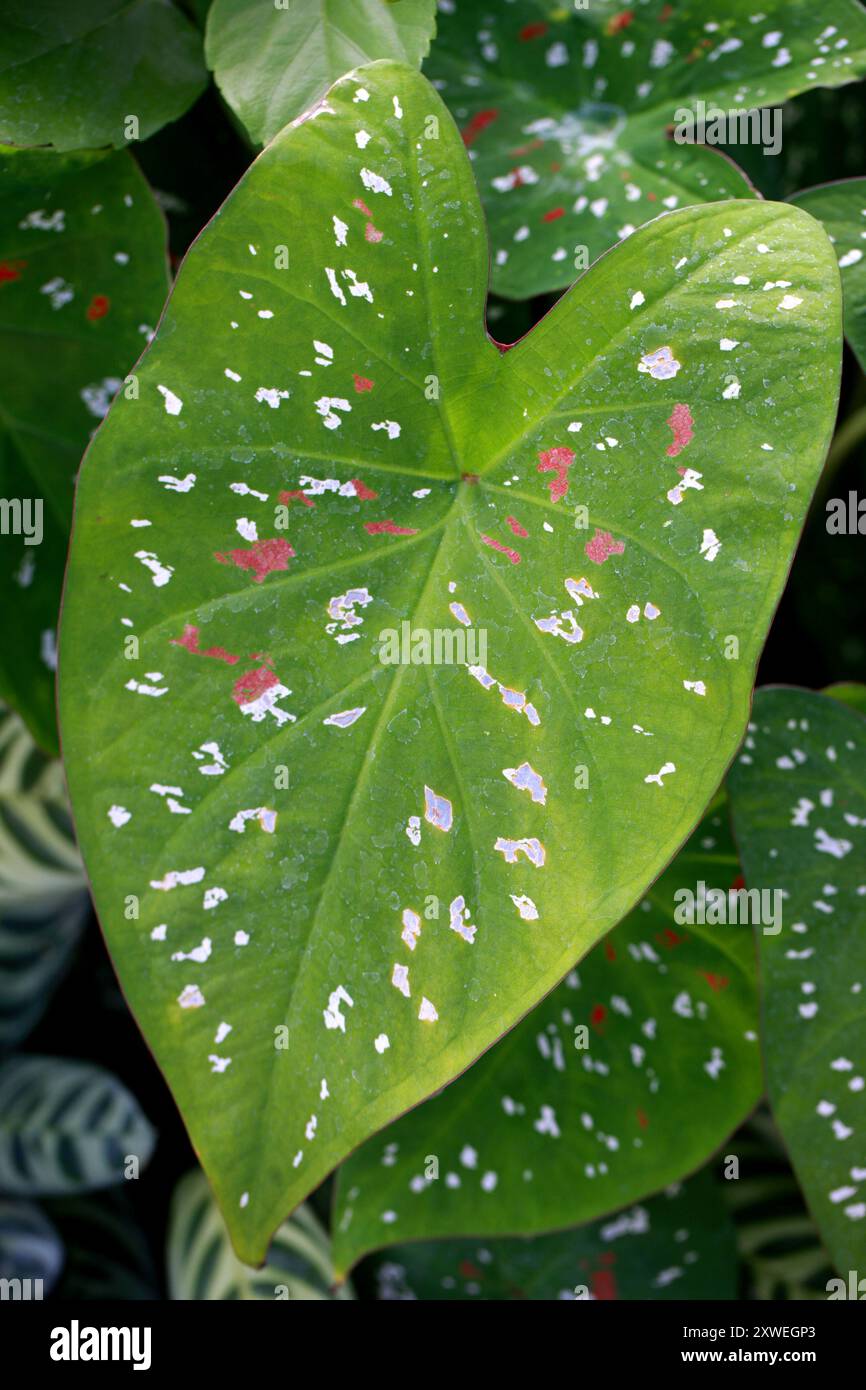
[332, 804, 759, 1274]
[427, 0, 866, 297]
[168, 1169, 353, 1300]
[0, 147, 169, 751]
[728, 687, 866, 1276]
[0, 1055, 155, 1195]
[791, 179, 866, 372]
[0, 0, 207, 151]
[0, 1198, 64, 1292]
[206, 0, 437, 146]
[368, 1167, 737, 1300]
[59, 60, 840, 1264]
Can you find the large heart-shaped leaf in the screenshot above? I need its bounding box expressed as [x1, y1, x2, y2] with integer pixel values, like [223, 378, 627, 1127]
[427, 0, 866, 298]
[206, 0, 438, 146]
[368, 1167, 737, 1300]
[0, 0, 207, 151]
[332, 803, 759, 1275]
[791, 179, 866, 372]
[58, 60, 840, 1264]
[0, 1055, 155, 1196]
[168, 1168, 354, 1300]
[728, 687, 866, 1276]
[0, 147, 169, 752]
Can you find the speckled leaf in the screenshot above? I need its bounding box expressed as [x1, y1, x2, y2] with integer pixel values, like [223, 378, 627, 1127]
[791, 180, 866, 372]
[168, 1168, 353, 1300]
[206, 0, 437, 146]
[59, 61, 839, 1265]
[332, 804, 759, 1274]
[369, 1167, 737, 1300]
[0, 1055, 155, 1196]
[728, 688, 866, 1277]
[427, 0, 866, 298]
[0, 147, 169, 752]
[0, 0, 207, 151]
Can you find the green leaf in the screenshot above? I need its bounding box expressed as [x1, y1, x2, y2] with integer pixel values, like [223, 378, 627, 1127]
[790, 179, 866, 372]
[826, 681, 866, 717]
[0, 704, 84, 909]
[368, 1167, 737, 1300]
[426, 0, 866, 298]
[0, 147, 169, 752]
[58, 60, 840, 1265]
[0, 1054, 155, 1196]
[332, 804, 759, 1274]
[0, 1198, 64, 1292]
[206, 0, 437, 146]
[0, 0, 208, 151]
[168, 1168, 353, 1299]
[728, 686, 866, 1277]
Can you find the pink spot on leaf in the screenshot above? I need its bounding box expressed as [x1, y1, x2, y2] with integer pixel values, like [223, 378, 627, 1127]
[505, 515, 528, 538]
[584, 528, 626, 565]
[537, 446, 575, 503]
[351, 478, 378, 500]
[170, 624, 239, 665]
[215, 537, 294, 583]
[665, 402, 694, 458]
[365, 520, 418, 536]
[353, 374, 374, 393]
[481, 534, 521, 564]
[232, 666, 279, 706]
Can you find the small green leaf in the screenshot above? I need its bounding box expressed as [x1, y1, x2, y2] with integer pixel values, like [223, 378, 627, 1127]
[0, 147, 169, 751]
[59, 62, 840, 1264]
[790, 179, 866, 372]
[427, 0, 866, 297]
[0, 1055, 155, 1196]
[206, 0, 437, 145]
[728, 686, 866, 1277]
[168, 1168, 353, 1299]
[368, 1167, 738, 1300]
[0, 0, 208, 151]
[0, 1198, 64, 1292]
[332, 805, 759, 1274]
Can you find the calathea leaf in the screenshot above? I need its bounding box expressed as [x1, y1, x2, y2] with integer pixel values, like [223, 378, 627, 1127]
[0, 0, 208, 152]
[332, 803, 760, 1275]
[168, 1168, 353, 1300]
[0, 1199, 64, 1293]
[0, 1055, 155, 1196]
[728, 687, 866, 1279]
[206, 0, 438, 146]
[367, 1167, 738, 1301]
[0, 147, 169, 752]
[59, 60, 840, 1264]
[790, 179, 866, 373]
[426, 0, 866, 298]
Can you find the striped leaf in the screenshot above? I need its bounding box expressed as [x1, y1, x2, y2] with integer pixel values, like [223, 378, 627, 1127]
[0, 704, 84, 911]
[0, 1055, 155, 1197]
[0, 1198, 64, 1293]
[168, 1168, 353, 1301]
[0, 894, 90, 1053]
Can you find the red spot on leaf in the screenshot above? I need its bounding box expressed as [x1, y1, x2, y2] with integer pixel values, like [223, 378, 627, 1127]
[637, 1108, 649, 1129]
[352, 198, 374, 217]
[519, 21, 548, 40]
[365, 520, 418, 536]
[86, 294, 110, 320]
[542, 207, 565, 222]
[701, 972, 730, 993]
[606, 9, 635, 34]
[730, 874, 745, 892]
[353, 374, 374, 393]
[458, 1260, 482, 1279]
[215, 537, 294, 583]
[278, 489, 314, 508]
[590, 1004, 607, 1032]
[585, 528, 626, 564]
[659, 2, 674, 17]
[506, 515, 528, 538]
[658, 927, 687, 950]
[170, 624, 239, 665]
[0, 260, 26, 283]
[232, 666, 279, 706]
[537, 446, 575, 503]
[590, 1266, 618, 1301]
[666, 403, 694, 458]
[352, 479, 378, 500]
[461, 472, 480, 485]
[480, 534, 521, 564]
[646, 192, 658, 202]
[364, 222, 383, 243]
[462, 109, 499, 147]
[604, 941, 617, 963]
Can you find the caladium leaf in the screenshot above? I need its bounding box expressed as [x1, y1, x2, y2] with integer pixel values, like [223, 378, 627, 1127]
[206, 0, 438, 146]
[332, 804, 759, 1275]
[59, 60, 840, 1265]
[426, 0, 866, 298]
[790, 179, 866, 372]
[728, 687, 866, 1277]
[168, 1168, 354, 1300]
[0, 147, 169, 752]
[368, 1167, 737, 1300]
[0, 0, 208, 151]
[0, 1055, 155, 1196]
